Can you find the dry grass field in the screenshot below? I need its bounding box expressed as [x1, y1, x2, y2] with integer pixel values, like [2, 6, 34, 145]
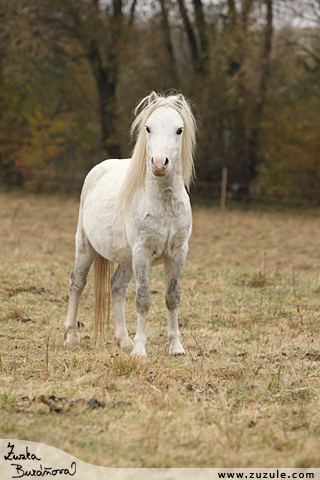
[1, 190, 320, 468]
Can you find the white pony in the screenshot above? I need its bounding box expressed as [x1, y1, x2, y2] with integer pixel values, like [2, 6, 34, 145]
[64, 92, 196, 357]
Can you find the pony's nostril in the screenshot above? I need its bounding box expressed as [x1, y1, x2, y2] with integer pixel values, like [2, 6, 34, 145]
[165, 158, 169, 167]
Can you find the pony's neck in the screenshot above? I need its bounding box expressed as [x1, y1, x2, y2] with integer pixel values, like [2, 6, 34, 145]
[145, 158, 185, 200]
[142, 159, 185, 218]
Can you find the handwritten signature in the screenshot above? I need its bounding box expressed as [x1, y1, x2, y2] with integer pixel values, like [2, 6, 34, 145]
[4, 442, 77, 478]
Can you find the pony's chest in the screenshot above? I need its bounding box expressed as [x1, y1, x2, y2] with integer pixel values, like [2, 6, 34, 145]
[139, 207, 191, 256]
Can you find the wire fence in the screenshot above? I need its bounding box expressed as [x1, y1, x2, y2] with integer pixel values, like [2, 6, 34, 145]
[1, 167, 320, 206]
[192, 180, 320, 205]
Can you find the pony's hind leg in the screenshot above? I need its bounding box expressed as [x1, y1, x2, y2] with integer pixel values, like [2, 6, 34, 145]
[65, 228, 96, 344]
[164, 249, 187, 356]
[111, 265, 134, 348]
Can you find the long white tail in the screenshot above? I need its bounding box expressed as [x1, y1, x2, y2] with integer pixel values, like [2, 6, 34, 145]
[94, 255, 114, 342]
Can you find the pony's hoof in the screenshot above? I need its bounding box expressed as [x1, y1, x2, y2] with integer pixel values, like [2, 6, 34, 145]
[131, 345, 147, 357]
[65, 333, 80, 345]
[117, 336, 134, 349]
[169, 341, 186, 356]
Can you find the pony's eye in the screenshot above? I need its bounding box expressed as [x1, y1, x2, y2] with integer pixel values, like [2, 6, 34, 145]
[176, 127, 183, 135]
[146, 126, 150, 133]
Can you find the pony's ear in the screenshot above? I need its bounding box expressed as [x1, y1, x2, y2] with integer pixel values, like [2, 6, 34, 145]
[174, 93, 185, 109]
[148, 92, 158, 104]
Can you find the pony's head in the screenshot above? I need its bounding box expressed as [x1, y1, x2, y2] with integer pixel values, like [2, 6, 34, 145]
[145, 104, 184, 178]
[119, 91, 197, 213]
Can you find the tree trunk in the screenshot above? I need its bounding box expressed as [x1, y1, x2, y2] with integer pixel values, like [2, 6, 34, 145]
[177, 0, 200, 72]
[84, 0, 127, 159]
[192, 0, 209, 74]
[248, 0, 273, 179]
[227, 0, 238, 27]
[159, 0, 179, 84]
[177, 0, 209, 75]
[87, 39, 120, 158]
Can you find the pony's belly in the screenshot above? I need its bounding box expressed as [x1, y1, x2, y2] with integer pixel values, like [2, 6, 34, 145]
[90, 236, 133, 265]
[82, 164, 134, 265]
[85, 223, 132, 265]
[96, 241, 132, 266]
[83, 211, 132, 265]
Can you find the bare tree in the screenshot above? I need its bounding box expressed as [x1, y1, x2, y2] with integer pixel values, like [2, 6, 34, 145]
[281, 0, 320, 73]
[14, 0, 139, 158]
[159, 0, 180, 83]
[177, 0, 208, 74]
[192, 0, 209, 73]
[248, 0, 274, 178]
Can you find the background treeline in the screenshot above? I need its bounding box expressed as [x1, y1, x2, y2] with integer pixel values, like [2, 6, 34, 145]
[0, 0, 320, 198]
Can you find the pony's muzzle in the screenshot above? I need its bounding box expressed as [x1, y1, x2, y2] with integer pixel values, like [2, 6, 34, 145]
[151, 156, 169, 177]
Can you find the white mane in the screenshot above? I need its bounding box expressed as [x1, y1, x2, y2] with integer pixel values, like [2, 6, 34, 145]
[118, 92, 197, 213]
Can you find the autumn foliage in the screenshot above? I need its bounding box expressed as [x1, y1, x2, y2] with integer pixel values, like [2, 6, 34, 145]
[0, 0, 319, 197]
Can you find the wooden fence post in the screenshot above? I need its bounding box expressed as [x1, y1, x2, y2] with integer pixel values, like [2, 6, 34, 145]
[220, 167, 228, 212]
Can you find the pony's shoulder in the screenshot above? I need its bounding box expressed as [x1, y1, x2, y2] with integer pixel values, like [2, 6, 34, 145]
[81, 158, 131, 203]
[86, 158, 131, 181]
[91, 158, 131, 173]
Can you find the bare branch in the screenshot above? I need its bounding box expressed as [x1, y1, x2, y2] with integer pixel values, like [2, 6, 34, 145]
[284, 38, 320, 71]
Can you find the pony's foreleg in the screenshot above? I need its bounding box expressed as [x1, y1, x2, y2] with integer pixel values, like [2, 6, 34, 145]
[64, 229, 96, 345]
[111, 265, 134, 348]
[131, 248, 151, 357]
[164, 248, 187, 356]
